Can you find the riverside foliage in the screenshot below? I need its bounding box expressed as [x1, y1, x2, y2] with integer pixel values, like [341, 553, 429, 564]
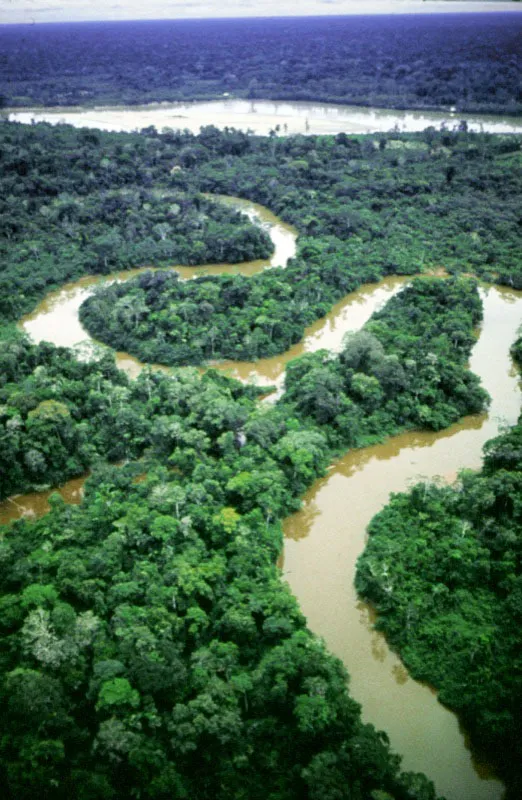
[0, 122, 274, 321]
[75, 125, 522, 365]
[0, 271, 485, 798]
[355, 345, 522, 798]
[0, 119, 519, 800]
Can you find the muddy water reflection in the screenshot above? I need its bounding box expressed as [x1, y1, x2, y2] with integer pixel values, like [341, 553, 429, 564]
[282, 286, 522, 800]
[0, 476, 86, 527]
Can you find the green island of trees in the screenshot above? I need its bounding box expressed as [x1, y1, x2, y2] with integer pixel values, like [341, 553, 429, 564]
[0, 118, 521, 799]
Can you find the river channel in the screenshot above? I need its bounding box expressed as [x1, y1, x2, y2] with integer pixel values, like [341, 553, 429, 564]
[283, 283, 522, 800]
[4, 198, 521, 796]
[7, 98, 522, 136]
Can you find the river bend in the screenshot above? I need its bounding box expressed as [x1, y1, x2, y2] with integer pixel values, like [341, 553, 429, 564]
[5, 198, 522, 800]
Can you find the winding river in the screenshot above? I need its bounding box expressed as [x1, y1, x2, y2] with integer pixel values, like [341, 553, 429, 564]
[283, 283, 522, 800]
[3, 200, 521, 796]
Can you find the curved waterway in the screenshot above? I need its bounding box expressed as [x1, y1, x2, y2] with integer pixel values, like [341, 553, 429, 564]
[19, 196, 297, 378]
[20, 196, 404, 391]
[7, 196, 522, 798]
[7, 98, 522, 136]
[282, 285, 522, 800]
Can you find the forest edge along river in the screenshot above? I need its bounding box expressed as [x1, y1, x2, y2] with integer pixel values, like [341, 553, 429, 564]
[282, 283, 522, 800]
[19, 197, 408, 392]
[18, 196, 298, 383]
[3, 192, 521, 795]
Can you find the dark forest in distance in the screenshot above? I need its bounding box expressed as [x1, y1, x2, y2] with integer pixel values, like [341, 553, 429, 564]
[0, 14, 521, 114]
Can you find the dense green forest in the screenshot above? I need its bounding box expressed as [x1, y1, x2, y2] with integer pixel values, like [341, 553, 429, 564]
[0, 269, 486, 799]
[1, 118, 521, 799]
[512, 331, 522, 365]
[2, 119, 520, 360]
[1, 15, 521, 114]
[0, 276, 487, 501]
[0, 123, 273, 321]
[79, 124, 521, 365]
[356, 343, 522, 796]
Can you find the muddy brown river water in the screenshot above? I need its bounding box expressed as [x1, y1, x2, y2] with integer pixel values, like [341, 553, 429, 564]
[282, 284, 522, 800]
[5, 193, 522, 799]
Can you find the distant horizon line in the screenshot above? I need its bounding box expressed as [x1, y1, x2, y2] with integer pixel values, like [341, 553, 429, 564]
[2, 8, 522, 27]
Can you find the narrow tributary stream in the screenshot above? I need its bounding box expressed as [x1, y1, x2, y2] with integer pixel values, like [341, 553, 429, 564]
[5, 199, 522, 799]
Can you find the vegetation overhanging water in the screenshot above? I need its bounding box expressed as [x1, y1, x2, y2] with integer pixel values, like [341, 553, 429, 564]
[4, 193, 521, 799]
[1, 104, 518, 795]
